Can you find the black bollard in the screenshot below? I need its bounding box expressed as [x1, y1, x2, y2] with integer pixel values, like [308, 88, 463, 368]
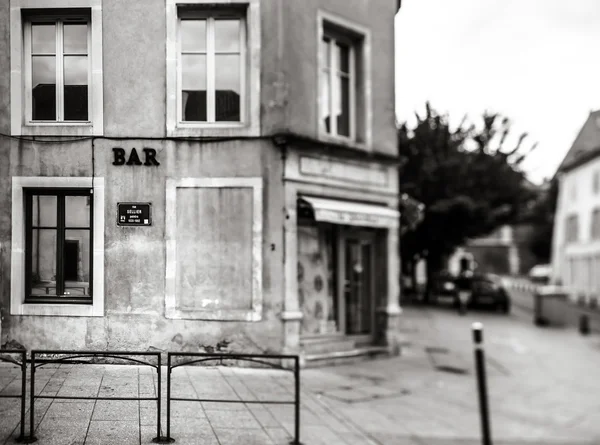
[472, 322, 492, 445]
[579, 314, 590, 336]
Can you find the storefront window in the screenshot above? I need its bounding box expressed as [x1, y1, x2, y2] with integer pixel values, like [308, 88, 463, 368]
[298, 222, 338, 335]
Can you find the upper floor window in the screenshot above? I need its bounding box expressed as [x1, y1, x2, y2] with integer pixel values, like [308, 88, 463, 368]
[166, 0, 260, 137]
[10, 0, 104, 136]
[318, 15, 368, 144]
[178, 11, 245, 123]
[24, 15, 90, 122]
[592, 208, 600, 240]
[594, 171, 600, 194]
[320, 34, 355, 138]
[565, 214, 579, 244]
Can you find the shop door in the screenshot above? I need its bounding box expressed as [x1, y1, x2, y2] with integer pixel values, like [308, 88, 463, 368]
[342, 233, 375, 337]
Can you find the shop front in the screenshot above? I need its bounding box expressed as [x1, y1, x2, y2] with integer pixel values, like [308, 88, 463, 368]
[281, 148, 401, 362]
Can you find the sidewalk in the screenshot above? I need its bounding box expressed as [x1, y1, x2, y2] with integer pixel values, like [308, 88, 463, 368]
[3, 303, 600, 444]
[0, 360, 375, 445]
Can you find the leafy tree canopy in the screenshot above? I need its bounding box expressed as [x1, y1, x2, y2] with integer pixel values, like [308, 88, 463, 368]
[399, 103, 538, 278]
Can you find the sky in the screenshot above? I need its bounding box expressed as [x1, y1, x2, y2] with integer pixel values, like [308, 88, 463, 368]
[395, 0, 600, 184]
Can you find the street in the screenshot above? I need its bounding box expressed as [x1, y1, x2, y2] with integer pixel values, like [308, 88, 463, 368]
[303, 291, 600, 444]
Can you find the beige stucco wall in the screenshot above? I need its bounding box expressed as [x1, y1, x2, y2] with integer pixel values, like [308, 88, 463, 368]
[0, 0, 399, 352]
[0, 137, 285, 351]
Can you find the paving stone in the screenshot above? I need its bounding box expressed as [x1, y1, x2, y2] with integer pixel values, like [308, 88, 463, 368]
[205, 408, 261, 429]
[44, 401, 94, 420]
[84, 420, 139, 445]
[92, 400, 139, 421]
[32, 418, 88, 445]
[213, 427, 275, 445]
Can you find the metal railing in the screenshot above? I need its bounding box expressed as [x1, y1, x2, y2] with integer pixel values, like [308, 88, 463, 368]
[0, 349, 27, 442]
[166, 352, 301, 444]
[23, 350, 170, 444]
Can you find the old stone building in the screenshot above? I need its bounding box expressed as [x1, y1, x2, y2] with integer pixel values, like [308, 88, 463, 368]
[0, 0, 402, 365]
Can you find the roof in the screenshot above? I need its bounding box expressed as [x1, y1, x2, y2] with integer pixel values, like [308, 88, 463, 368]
[557, 110, 600, 174]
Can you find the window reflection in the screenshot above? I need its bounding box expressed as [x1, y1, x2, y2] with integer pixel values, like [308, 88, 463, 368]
[32, 195, 57, 227]
[63, 23, 87, 54]
[214, 20, 240, 52]
[30, 229, 57, 296]
[32, 56, 56, 120]
[65, 196, 91, 227]
[181, 20, 206, 52]
[32, 23, 56, 54]
[215, 54, 240, 121]
[64, 56, 88, 120]
[182, 54, 207, 121]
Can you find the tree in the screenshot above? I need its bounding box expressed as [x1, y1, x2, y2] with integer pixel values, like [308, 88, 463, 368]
[399, 103, 538, 301]
[524, 178, 558, 264]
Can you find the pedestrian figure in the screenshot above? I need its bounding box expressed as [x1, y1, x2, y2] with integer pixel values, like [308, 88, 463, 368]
[455, 270, 473, 315]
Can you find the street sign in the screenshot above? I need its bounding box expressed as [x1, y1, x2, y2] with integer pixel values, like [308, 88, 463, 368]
[117, 202, 152, 226]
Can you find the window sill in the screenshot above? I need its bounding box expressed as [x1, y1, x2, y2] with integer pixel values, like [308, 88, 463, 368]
[24, 297, 93, 305]
[18, 124, 101, 137]
[318, 132, 367, 151]
[11, 303, 102, 317]
[167, 123, 260, 138]
[166, 307, 262, 321]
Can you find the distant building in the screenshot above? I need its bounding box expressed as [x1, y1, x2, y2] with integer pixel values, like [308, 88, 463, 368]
[551, 110, 600, 302]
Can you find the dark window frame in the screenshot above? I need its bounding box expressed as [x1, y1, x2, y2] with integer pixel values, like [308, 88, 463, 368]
[24, 187, 93, 305]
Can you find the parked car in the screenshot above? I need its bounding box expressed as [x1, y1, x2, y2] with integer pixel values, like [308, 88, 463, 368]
[465, 273, 511, 313]
[529, 264, 551, 285]
[432, 271, 458, 304]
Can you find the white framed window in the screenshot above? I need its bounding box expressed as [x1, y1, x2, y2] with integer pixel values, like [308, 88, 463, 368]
[24, 14, 91, 123]
[11, 177, 105, 317]
[178, 11, 245, 124]
[320, 33, 355, 139]
[166, 0, 260, 137]
[318, 11, 371, 146]
[10, 0, 104, 136]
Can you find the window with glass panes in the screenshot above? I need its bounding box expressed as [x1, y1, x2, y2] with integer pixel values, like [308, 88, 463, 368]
[24, 14, 90, 122]
[25, 189, 93, 304]
[179, 11, 244, 123]
[320, 32, 355, 139]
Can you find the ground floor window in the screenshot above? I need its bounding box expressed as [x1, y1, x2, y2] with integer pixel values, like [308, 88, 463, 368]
[297, 218, 382, 337]
[24, 188, 93, 304]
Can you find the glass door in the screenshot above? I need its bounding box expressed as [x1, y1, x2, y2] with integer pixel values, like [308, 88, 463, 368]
[342, 233, 375, 336]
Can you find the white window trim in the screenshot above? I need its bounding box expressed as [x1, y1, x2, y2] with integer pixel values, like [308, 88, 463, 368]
[317, 10, 372, 149]
[166, 0, 260, 137]
[11, 176, 105, 317]
[165, 177, 263, 321]
[10, 0, 104, 136]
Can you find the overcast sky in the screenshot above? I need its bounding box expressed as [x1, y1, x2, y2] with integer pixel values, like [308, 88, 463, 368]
[395, 0, 600, 184]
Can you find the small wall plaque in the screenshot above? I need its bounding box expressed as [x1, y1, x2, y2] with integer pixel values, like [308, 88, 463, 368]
[117, 202, 152, 226]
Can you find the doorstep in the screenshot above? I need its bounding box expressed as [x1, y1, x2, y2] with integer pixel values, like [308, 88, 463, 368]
[303, 345, 389, 368]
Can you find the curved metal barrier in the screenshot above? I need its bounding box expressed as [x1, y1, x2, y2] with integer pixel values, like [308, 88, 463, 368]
[166, 352, 301, 444]
[23, 350, 170, 444]
[0, 349, 27, 442]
